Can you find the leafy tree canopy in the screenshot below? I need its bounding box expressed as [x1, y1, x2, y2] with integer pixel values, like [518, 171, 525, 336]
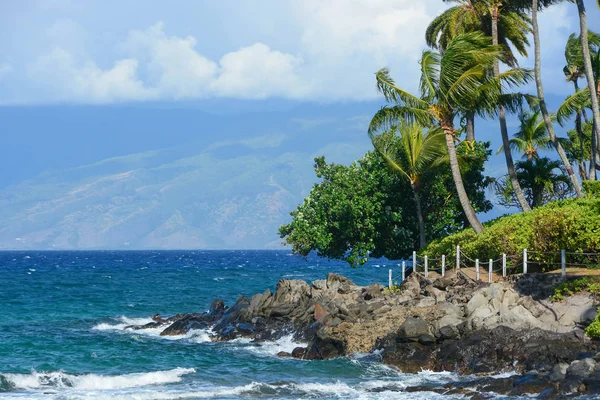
[278, 142, 492, 267]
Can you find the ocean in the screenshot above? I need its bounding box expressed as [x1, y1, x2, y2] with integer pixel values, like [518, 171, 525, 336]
[0, 250, 506, 399]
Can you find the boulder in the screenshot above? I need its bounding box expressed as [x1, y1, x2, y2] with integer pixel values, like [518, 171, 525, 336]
[548, 362, 569, 382]
[567, 358, 597, 379]
[397, 317, 430, 342]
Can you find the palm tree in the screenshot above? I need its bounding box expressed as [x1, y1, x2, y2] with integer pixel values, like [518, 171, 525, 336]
[495, 157, 573, 209]
[498, 110, 553, 160]
[573, 0, 600, 169]
[369, 123, 445, 248]
[531, 0, 584, 197]
[560, 30, 600, 180]
[516, 158, 573, 208]
[563, 121, 594, 180]
[426, 0, 533, 212]
[369, 33, 530, 234]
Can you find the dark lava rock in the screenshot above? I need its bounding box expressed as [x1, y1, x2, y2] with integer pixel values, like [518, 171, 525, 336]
[291, 346, 306, 359]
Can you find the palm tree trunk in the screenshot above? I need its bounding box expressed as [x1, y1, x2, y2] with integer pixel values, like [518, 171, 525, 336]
[575, 0, 600, 182]
[578, 160, 587, 180]
[532, 0, 583, 197]
[491, 5, 532, 212]
[592, 126, 598, 180]
[444, 128, 484, 233]
[466, 112, 475, 142]
[411, 184, 426, 248]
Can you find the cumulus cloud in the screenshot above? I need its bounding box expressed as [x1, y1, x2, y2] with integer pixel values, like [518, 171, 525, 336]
[122, 22, 218, 98]
[211, 43, 307, 99]
[6, 0, 585, 104]
[26, 48, 154, 103]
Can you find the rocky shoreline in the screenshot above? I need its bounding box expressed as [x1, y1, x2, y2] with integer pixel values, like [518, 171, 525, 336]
[126, 271, 600, 398]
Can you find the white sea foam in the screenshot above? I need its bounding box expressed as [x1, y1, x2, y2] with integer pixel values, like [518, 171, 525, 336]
[92, 316, 213, 343]
[227, 333, 306, 357]
[0, 374, 489, 400]
[1, 367, 195, 391]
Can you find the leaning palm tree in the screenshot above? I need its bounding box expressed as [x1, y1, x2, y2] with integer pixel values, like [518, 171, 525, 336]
[369, 122, 446, 248]
[498, 110, 553, 160]
[427, 0, 533, 212]
[369, 33, 531, 234]
[531, 0, 584, 197]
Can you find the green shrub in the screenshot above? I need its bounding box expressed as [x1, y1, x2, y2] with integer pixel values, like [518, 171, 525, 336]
[422, 198, 600, 272]
[551, 277, 600, 301]
[383, 281, 403, 295]
[586, 311, 600, 339]
[583, 181, 600, 199]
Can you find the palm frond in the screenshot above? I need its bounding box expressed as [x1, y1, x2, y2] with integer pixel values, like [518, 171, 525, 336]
[375, 68, 429, 109]
[556, 88, 592, 126]
[368, 106, 434, 135]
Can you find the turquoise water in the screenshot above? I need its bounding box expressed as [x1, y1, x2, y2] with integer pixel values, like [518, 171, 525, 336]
[0, 250, 485, 399]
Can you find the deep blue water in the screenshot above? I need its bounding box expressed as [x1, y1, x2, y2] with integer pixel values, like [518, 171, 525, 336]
[0, 250, 505, 399]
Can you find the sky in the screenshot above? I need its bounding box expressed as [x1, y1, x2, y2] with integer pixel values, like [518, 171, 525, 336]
[0, 0, 599, 249]
[1, 0, 598, 105]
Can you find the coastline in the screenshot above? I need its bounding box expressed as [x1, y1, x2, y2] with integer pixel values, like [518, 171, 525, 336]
[126, 270, 600, 398]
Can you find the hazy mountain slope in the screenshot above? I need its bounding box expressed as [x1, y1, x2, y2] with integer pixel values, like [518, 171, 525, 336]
[0, 137, 366, 250]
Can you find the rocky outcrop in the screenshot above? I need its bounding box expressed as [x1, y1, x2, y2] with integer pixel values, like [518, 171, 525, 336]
[126, 270, 600, 397]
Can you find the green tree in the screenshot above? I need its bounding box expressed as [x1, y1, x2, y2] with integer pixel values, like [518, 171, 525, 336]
[278, 147, 492, 267]
[572, 0, 600, 177]
[369, 32, 530, 234]
[563, 120, 594, 180]
[498, 110, 552, 160]
[426, 0, 533, 212]
[558, 30, 600, 180]
[495, 157, 574, 208]
[369, 122, 446, 248]
[531, 0, 584, 196]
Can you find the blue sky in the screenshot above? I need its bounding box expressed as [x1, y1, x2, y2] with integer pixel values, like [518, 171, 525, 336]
[1, 0, 598, 105]
[0, 1, 599, 249]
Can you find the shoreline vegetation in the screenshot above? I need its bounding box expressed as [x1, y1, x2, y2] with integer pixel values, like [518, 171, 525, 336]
[273, 1, 600, 397]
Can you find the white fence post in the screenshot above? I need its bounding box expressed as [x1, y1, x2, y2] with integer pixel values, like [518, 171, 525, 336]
[488, 259, 493, 283]
[502, 254, 507, 277]
[402, 261, 406, 281]
[389, 269, 392, 288]
[475, 259, 480, 281]
[561, 249, 566, 280]
[441, 255, 446, 277]
[424, 255, 428, 278]
[456, 245, 460, 270]
[523, 248, 528, 274]
[413, 251, 417, 274]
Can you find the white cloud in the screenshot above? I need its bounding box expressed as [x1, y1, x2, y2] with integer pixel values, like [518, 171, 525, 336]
[6, 0, 584, 104]
[211, 43, 307, 99]
[122, 22, 218, 98]
[26, 48, 154, 103]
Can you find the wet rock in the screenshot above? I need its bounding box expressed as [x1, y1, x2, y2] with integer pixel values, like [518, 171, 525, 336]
[548, 362, 569, 382]
[304, 326, 345, 360]
[291, 346, 306, 359]
[567, 358, 597, 379]
[382, 343, 436, 374]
